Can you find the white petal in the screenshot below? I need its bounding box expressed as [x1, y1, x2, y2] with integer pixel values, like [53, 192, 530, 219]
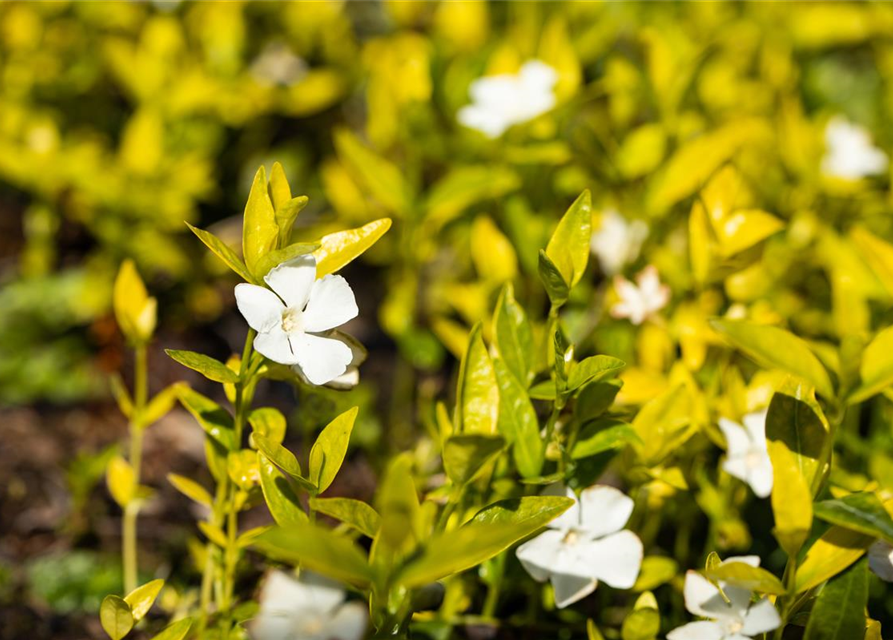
[324, 602, 368, 640]
[303, 275, 358, 333]
[718, 419, 750, 458]
[742, 598, 781, 635]
[254, 326, 300, 365]
[577, 530, 643, 589]
[683, 571, 748, 621]
[541, 484, 580, 530]
[457, 104, 509, 138]
[745, 455, 774, 498]
[235, 283, 284, 333]
[264, 255, 316, 309]
[519, 60, 558, 90]
[723, 556, 760, 568]
[516, 530, 564, 582]
[293, 333, 353, 385]
[869, 541, 893, 581]
[742, 410, 768, 445]
[666, 621, 725, 640]
[295, 571, 348, 613]
[550, 573, 597, 609]
[578, 485, 634, 537]
[722, 455, 749, 483]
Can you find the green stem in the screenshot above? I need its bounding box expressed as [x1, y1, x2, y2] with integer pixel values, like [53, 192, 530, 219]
[123, 343, 148, 595]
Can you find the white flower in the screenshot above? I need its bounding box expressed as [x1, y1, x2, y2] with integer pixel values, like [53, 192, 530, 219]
[869, 540, 893, 581]
[457, 60, 559, 138]
[591, 209, 649, 276]
[821, 116, 888, 180]
[610, 265, 670, 325]
[515, 484, 643, 608]
[718, 410, 773, 499]
[250, 570, 367, 640]
[667, 557, 780, 640]
[235, 255, 358, 386]
[250, 42, 306, 87]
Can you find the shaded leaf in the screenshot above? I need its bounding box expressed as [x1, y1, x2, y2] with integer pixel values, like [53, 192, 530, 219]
[567, 355, 626, 391]
[803, 557, 868, 640]
[813, 492, 893, 544]
[493, 357, 544, 478]
[310, 497, 380, 538]
[150, 619, 193, 640]
[572, 420, 641, 459]
[258, 452, 308, 526]
[537, 250, 569, 307]
[443, 434, 505, 486]
[100, 595, 133, 640]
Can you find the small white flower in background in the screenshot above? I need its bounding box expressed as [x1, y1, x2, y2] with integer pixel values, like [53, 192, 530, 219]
[515, 484, 643, 608]
[719, 410, 773, 499]
[610, 265, 670, 325]
[250, 570, 367, 640]
[821, 115, 889, 180]
[667, 557, 780, 640]
[591, 209, 649, 276]
[235, 255, 358, 386]
[457, 60, 559, 139]
[868, 540, 893, 582]
[250, 42, 307, 87]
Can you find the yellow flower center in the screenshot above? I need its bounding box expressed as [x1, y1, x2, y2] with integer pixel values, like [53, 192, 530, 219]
[281, 307, 304, 334]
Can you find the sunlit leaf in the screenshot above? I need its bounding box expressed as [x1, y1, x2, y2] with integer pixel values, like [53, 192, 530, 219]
[314, 218, 392, 277]
[107, 456, 135, 508]
[813, 492, 893, 543]
[546, 190, 591, 288]
[185, 222, 255, 283]
[768, 442, 813, 557]
[443, 434, 505, 486]
[702, 561, 786, 595]
[334, 128, 413, 217]
[308, 406, 358, 494]
[456, 322, 499, 434]
[258, 452, 308, 526]
[242, 166, 280, 278]
[100, 595, 134, 640]
[849, 325, 893, 402]
[150, 619, 193, 640]
[167, 473, 213, 508]
[114, 260, 156, 344]
[794, 526, 874, 593]
[310, 497, 381, 538]
[493, 283, 533, 385]
[124, 579, 163, 622]
[572, 420, 641, 459]
[493, 357, 544, 478]
[165, 349, 238, 384]
[567, 355, 626, 391]
[176, 387, 236, 451]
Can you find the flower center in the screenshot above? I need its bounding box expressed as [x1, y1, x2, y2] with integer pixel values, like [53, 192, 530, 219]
[725, 619, 744, 634]
[281, 307, 304, 334]
[562, 529, 580, 546]
[745, 450, 763, 468]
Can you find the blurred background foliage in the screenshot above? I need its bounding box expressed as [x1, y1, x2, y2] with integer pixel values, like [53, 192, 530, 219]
[5, 0, 893, 636]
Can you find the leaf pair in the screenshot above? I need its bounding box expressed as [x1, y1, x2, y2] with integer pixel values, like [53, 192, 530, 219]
[101, 580, 179, 640]
[538, 190, 592, 307]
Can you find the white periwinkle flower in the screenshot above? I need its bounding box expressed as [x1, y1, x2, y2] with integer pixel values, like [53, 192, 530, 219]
[515, 484, 643, 609]
[250, 570, 367, 640]
[591, 209, 649, 276]
[250, 42, 306, 87]
[719, 410, 773, 499]
[235, 255, 358, 386]
[868, 540, 893, 582]
[610, 265, 670, 325]
[457, 60, 559, 139]
[667, 557, 781, 640]
[821, 116, 889, 180]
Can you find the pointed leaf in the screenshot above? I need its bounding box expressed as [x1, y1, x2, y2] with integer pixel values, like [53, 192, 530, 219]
[150, 619, 193, 640]
[114, 260, 156, 344]
[768, 441, 813, 557]
[813, 492, 893, 543]
[567, 355, 626, 391]
[493, 283, 533, 385]
[493, 357, 544, 478]
[702, 561, 787, 595]
[258, 452, 308, 526]
[308, 406, 358, 494]
[165, 350, 238, 384]
[572, 420, 641, 459]
[310, 497, 381, 538]
[456, 322, 499, 434]
[176, 387, 236, 450]
[766, 383, 828, 490]
[185, 222, 255, 283]
[334, 128, 413, 216]
[803, 557, 868, 640]
[794, 525, 874, 593]
[167, 473, 213, 508]
[124, 579, 163, 622]
[546, 190, 592, 288]
[537, 249, 569, 307]
[107, 456, 136, 508]
[443, 434, 505, 486]
[242, 166, 280, 277]
[849, 325, 893, 402]
[100, 595, 134, 640]
[253, 242, 319, 280]
[314, 218, 393, 278]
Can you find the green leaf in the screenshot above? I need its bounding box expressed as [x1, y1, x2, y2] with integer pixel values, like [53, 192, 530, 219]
[702, 561, 787, 595]
[308, 406, 358, 494]
[493, 357, 544, 478]
[199, 522, 228, 548]
[803, 557, 868, 640]
[150, 618, 193, 640]
[633, 557, 679, 592]
[100, 595, 134, 640]
[124, 579, 163, 622]
[109, 374, 133, 419]
[768, 442, 813, 557]
[424, 165, 520, 228]
[314, 218, 392, 278]
[537, 250, 569, 308]
[165, 350, 239, 384]
[493, 283, 533, 385]
[794, 525, 874, 593]
[621, 603, 660, 640]
[227, 449, 260, 490]
[243, 166, 281, 278]
[710, 320, 834, 399]
[567, 355, 626, 391]
[572, 420, 641, 459]
[443, 434, 505, 485]
[185, 222, 255, 283]
[256, 523, 373, 588]
[376, 454, 422, 552]
[766, 383, 828, 490]
[529, 379, 557, 400]
[258, 452, 308, 526]
[309, 497, 381, 538]
[269, 161, 307, 246]
[167, 473, 213, 508]
[455, 322, 499, 434]
[253, 242, 319, 280]
[248, 407, 287, 446]
[813, 492, 893, 543]
[254, 434, 313, 490]
[141, 383, 181, 429]
[631, 385, 692, 466]
[849, 325, 893, 402]
[396, 496, 573, 588]
[176, 387, 236, 450]
[334, 128, 413, 217]
[546, 190, 592, 288]
[851, 225, 893, 298]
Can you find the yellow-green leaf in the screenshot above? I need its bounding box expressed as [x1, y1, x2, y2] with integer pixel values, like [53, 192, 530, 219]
[313, 218, 392, 278]
[308, 406, 358, 494]
[768, 441, 813, 557]
[470, 216, 517, 284]
[100, 595, 134, 640]
[537, 250, 569, 307]
[253, 242, 318, 280]
[309, 497, 381, 538]
[711, 320, 834, 399]
[176, 387, 236, 451]
[165, 349, 238, 384]
[150, 619, 192, 640]
[493, 283, 533, 385]
[456, 322, 499, 434]
[107, 456, 136, 508]
[167, 473, 213, 508]
[258, 452, 308, 526]
[794, 525, 874, 593]
[334, 128, 413, 217]
[114, 260, 156, 344]
[567, 355, 626, 391]
[443, 434, 505, 486]
[803, 557, 868, 640]
[849, 325, 893, 403]
[493, 357, 544, 478]
[702, 561, 787, 595]
[813, 492, 893, 543]
[546, 190, 592, 288]
[766, 382, 828, 490]
[124, 579, 163, 622]
[248, 407, 287, 446]
[376, 454, 422, 553]
[242, 166, 280, 278]
[424, 165, 520, 228]
[185, 222, 255, 283]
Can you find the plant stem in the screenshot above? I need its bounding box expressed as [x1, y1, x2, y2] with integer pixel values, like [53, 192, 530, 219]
[123, 343, 148, 594]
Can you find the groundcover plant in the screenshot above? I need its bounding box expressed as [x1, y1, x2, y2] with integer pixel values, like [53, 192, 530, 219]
[6, 2, 893, 640]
